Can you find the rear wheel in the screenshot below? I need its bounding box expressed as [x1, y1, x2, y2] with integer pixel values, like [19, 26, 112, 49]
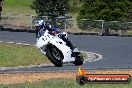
[73, 52, 84, 66]
[46, 45, 64, 67]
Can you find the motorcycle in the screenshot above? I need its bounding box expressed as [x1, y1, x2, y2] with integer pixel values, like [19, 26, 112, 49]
[36, 26, 84, 67]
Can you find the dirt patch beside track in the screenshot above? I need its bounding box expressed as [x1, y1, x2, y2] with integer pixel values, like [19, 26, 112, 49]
[0, 72, 75, 84]
[0, 69, 132, 84]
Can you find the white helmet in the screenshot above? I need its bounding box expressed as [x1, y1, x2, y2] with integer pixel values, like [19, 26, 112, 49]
[35, 20, 45, 27]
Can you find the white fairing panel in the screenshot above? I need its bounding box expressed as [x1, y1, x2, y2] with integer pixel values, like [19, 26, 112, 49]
[36, 30, 53, 48]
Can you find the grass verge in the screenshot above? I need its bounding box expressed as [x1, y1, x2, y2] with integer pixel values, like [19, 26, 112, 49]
[0, 78, 131, 88]
[0, 70, 132, 87]
[0, 42, 88, 67]
[3, 0, 36, 15]
[0, 42, 49, 67]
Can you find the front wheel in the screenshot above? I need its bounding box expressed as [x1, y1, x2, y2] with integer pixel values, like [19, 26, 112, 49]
[46, 45, 64, 67]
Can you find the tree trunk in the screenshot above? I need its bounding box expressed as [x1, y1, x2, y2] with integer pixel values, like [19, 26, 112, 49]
[0, 0, 3, 12]
[0, 0, 4, 20]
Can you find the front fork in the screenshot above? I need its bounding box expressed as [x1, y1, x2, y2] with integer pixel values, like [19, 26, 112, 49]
[40, 46, 46, 54]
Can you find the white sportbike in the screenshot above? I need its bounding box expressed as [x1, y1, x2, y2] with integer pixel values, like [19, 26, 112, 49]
[36, 30, 84, 67]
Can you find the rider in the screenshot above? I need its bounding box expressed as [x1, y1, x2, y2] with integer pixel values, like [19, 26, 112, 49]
[35, 19, 45, 37]
[35, 19, 76, 51]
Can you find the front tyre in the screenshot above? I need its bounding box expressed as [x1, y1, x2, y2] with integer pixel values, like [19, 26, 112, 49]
[46, 45, 64, 67]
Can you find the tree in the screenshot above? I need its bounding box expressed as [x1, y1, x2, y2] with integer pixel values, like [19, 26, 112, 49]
[77, 0, 132, 35]
[0, 0, 4, 12]
[31, 0, 69, 16]
[0, 0, 4, 20]
[77, 0, 132, 21]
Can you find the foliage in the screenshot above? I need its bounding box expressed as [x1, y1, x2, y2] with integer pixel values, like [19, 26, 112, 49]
[103, 21, 121, 31]
[77, 0, 132, 31]
[77, 19, 102, 30]
[69, 0, 82, 13]
[77, 0, 132, 21]
[31, 0, 69, 16]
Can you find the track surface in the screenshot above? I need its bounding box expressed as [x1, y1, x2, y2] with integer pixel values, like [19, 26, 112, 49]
[0, 31, 132, 72]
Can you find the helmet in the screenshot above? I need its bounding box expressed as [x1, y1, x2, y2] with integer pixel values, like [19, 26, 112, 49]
[35, 20, 45, 27]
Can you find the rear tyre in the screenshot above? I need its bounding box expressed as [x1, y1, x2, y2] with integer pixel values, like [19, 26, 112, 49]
[73, 52, 84, 66]
[46, 45, 64, 67]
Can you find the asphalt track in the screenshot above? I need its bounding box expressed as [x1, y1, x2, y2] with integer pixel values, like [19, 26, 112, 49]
[0, 31, 132, 72]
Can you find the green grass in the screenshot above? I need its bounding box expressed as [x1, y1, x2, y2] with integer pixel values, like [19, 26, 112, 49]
[3, 0, 36, 15]
[0, 43, 87, 67]
[0, 43, 49, 67]
[0, 79, 131, 88]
